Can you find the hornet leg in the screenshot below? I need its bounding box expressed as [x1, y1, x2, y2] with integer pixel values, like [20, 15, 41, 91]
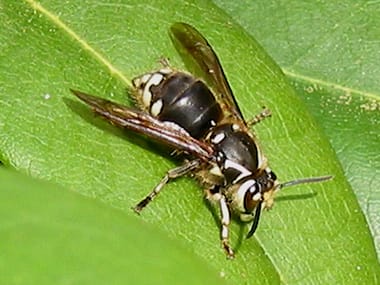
[133, 159, 201, 213]
[205, 187, 235, 259]
[247, 108, 271, 126]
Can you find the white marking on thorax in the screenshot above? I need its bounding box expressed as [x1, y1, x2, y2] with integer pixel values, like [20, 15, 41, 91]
[254, 146, 265, 169]
[211, 132, 225, 144]
[224, 159, 252, 183]
[151, 99, 163, 116]
[231, 124, 240, 131]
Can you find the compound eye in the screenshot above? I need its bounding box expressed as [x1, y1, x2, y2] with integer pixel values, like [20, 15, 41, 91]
[268, 171, 277, 181]
[244, 184, 262, 213]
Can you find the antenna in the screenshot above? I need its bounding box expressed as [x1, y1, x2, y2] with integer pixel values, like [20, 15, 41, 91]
[246, 175, 333, 239]
[278, 175, 333, 190]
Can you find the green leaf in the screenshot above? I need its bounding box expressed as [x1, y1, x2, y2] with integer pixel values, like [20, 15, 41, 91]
[0, 168, 226, 285]
[1, 1, 379, 284]
[214, 0, 380, 261]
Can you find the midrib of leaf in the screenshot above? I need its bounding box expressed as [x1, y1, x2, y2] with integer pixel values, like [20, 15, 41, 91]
[284, 69, 380, 101]
[25, 0, 132, 89]
[27, 0, 380, 104]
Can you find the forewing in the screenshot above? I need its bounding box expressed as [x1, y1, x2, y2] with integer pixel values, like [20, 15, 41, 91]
[170, 22, 245, 123]
[71, 89, 213, 161]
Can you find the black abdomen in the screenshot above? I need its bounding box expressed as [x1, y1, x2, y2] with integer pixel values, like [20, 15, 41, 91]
[133, 70, 223, 139]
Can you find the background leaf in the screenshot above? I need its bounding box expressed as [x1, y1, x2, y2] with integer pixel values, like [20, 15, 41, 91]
[0, 168, 226, 285]
[1, 0, 379, 284]
[214, 0, 380, 260]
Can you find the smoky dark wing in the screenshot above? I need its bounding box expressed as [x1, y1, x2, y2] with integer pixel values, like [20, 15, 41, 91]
[71, 89, 213, 161]
[170, 22, 245, 123]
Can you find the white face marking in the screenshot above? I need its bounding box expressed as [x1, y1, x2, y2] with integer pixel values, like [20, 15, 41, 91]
[224, 159, 252, 182]
[210, 120, 216, 127]
[237, 179, 256, 202]
[252, 192, 261, 201]
[211, 132, 225, 144]
[151, 99, 163, 116]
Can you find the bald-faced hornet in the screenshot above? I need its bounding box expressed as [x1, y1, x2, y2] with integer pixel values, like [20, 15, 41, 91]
[71, 22, 332, 258]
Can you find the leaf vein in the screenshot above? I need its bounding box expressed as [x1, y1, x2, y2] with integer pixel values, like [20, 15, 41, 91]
[25, 0, 132, 88]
